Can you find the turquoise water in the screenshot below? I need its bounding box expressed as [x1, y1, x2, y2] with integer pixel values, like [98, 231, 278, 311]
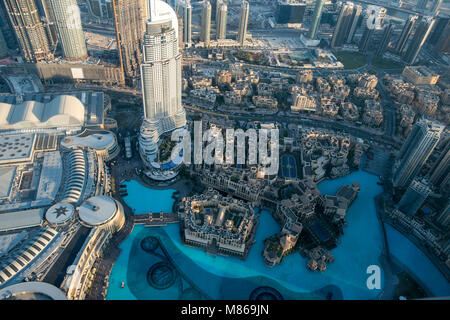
[385, 224, 450, 297]
[121, 179, 176, 214]
[107, 172, 447, 300]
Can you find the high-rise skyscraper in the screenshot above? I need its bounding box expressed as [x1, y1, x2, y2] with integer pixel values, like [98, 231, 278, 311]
[393, 117, 444, 188]
[358, 6, 386, 52]
[358, 26, 373, 53]
[3, 0, 53, 62]
[346, 4, 362, 44]
[47, 0, 87, 61]
[435, 198, 450, 228]
[216, 1, 227, 40]
[331, 2, 355, 48]
[183, 1, 192, 45]
[431, 17, 450, 54]
[238, 0, 249, 46]
[429, 17, 448, 45]
[139, 0, 186, 166]
[0, 1, 18, 50]
[113, 0, 147, 84]
[396, 15, 418, 54]
[201, 0, 211, 46]
[0, 31, 8, 58]
[309, 0, 325, 40]
[430, 0, 442, 15]
[397, 178, 432, 215]
[214, 0, 223, 26]
[376, 22, 394, 56]
[36, 0, 58, 49]
[429, 140, 450, 190]
[416, 0, 428, 10]
[403, 16, 435, 64]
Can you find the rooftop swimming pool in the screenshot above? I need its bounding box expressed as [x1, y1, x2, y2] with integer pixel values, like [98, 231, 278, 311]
[106, 173, 449, 300]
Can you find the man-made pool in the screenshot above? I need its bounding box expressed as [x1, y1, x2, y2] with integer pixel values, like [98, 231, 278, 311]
[121, 179, 176, 214]
[106, 173, 449, 300]
[384, 224, 450, 297]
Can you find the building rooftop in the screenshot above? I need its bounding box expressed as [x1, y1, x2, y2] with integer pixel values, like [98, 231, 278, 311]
[45, 202, 75, 225]
[0, 96, 85, 130]
[0, 208, 45, 232]
[0, 91, 105, 128]
[61, 130, 116, 150]
[0, 281, 66, 300]
[0, 167, 16, 200]
[78, 195, 118, 226]
[0, 134, 35, 166]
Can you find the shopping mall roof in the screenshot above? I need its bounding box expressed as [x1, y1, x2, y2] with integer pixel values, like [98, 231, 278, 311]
[0, 281, 67, 300]
[0, 208, 45, 232]
[0, 91, 104, 129]
[61, 130, 116, 150]
[0, 167, 16, 200]
[45, 202, 75, 225]
[0, 134, 36, 166]
[0, 95, 85, 130]
[77, 195, 118, 226]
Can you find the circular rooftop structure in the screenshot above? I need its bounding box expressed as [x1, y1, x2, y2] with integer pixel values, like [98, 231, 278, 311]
[0, 282, 67, 300]
[77, 195, 125, 232]
[78, 196, 117, 226]
[46, 202, 75, 225]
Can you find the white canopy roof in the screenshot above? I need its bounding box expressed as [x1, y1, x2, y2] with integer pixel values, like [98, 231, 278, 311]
[0, 95, 85, 129]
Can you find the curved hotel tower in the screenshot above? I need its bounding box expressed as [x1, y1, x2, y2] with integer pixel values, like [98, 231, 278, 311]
[47, 0, 88, 61]
[139, 0, 186, 168]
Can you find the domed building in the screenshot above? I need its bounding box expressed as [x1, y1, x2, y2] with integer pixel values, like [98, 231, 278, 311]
[77, 195, 125, 233]
[45, 202, 75, 226]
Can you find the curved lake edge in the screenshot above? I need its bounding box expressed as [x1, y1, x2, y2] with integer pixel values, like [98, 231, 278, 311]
[106, 170, 449, 299]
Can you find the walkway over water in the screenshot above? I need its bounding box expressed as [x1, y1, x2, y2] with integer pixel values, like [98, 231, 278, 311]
[134, 212, 179, 226]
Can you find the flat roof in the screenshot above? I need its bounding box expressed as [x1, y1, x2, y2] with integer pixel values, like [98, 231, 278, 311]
[61, 130, 115, 150]
[0, 134, 35, 165]
[0, 208, 45, 232]
[0, 167, 16, 200]
[46, 202, 75, 225]
[78, 196, 118, 226]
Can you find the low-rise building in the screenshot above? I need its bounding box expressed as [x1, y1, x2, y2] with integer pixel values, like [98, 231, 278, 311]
[402, 66, 440, 85]
[363, 100, 383, 127]
[291, 94, 317, 113]
[182, 189, 257, 258]
[296, 70, 313, 84]
[353, 87, 379, 100]
[252, 96, 278, 109]
[340, 102, 360, 121]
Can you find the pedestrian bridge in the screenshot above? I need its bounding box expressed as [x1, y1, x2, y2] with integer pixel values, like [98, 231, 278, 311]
[134, 211, 179, 226]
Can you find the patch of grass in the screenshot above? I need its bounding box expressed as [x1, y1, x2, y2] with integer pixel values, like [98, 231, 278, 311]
[333, 51, 367, 69]
[372, 57, 404, 70]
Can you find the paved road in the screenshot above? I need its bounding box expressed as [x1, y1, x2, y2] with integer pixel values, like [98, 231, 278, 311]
[183, 103, 402, 149]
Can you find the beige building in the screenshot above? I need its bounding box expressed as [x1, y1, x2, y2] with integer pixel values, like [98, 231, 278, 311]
[402, 66, 440, 85]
